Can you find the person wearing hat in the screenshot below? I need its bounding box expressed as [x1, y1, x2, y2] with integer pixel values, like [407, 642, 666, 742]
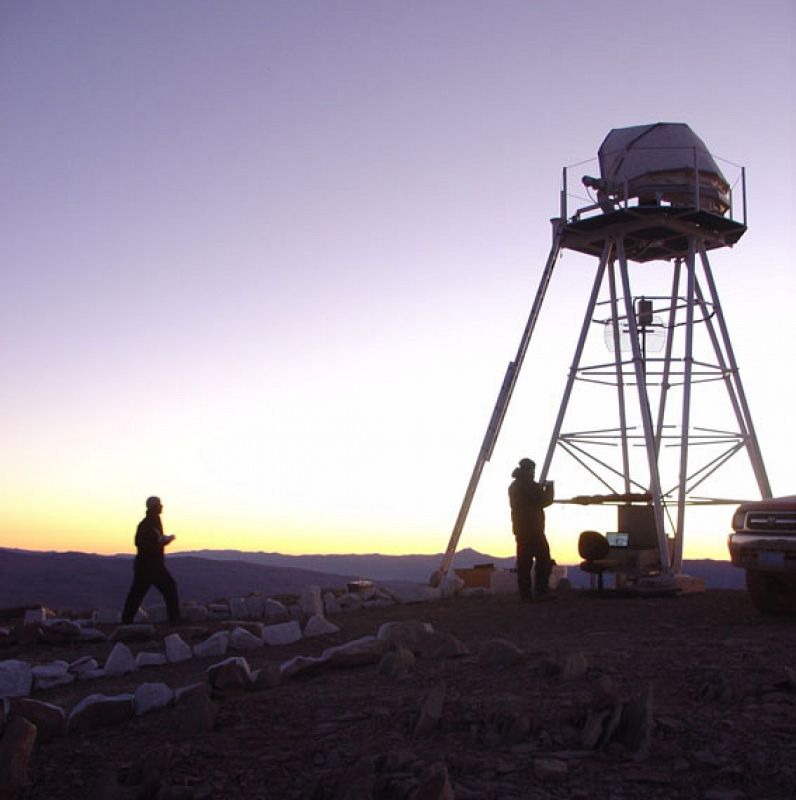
[508, 458, 555, 601]
[121, 496, 181, 624]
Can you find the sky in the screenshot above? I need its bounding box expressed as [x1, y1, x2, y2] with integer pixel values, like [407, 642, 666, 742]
[0, 0, 793, 564]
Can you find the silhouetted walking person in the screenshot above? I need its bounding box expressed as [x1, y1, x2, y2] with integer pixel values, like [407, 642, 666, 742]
[122, 496, 181, 624]
[508, 458, 555, 601]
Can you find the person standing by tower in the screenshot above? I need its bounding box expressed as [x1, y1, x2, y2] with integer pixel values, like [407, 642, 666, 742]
[121, 496, 181, 624]
[508, 458, 555, 601]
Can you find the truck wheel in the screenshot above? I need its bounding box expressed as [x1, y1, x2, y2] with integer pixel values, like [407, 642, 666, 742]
[745, 570, 796, 615]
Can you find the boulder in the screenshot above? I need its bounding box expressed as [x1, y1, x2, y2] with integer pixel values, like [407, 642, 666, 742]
[180, 604, 208, 623]
[193, 632, 230, 659]
[280, 654, 329, 680]
[68, 693, 134, 733]
[245, 595, 265, 620]
[39, 619, 82, 642]
[414, 681, 446, 736]
[377, 621, 435, 652]
[32, 661, 73, 691]
[363, 598, 395, 610]
[439, 575, 465, 599]
[22, 608, 50, 626]
[0, 661, 33, 699]
[164, 634, 192, 663]
[8, 698, 65, 742]
[378, 647, 416, 679]
[323, 636, 391, 668]
[174, 682, 206, 704]
[221, 620, 263, 637]
[104, 642, 136, 676]
[381, 584, 442, 605]
[228, 597, 249, 619]
[68, 656, 99, 678]
[323, 592, 342, 615]
[300, 586, 323, 618]
[228, 627, 263, 652]
[249, 663, 282, 691]
[264, 599, 289, 620]
[262, 620, 302, 646]
[337, 593, 363, 612]
[478, 638, 524, 667]
[133, 682, 174, 716]
[135, 652, 168, 669]
[0, 716, 36, 799]
[77, 627, 106, 643]
[303, 615, 340, 638]
[206, 657, 252, 691]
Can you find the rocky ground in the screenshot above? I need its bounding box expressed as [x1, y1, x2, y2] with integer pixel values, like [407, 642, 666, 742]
[3, 588, 796, 800]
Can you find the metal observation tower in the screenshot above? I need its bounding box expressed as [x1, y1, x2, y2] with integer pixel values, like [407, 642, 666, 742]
[433, 123, 771, 589]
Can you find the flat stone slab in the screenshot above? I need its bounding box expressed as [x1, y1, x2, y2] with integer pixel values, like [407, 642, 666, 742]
[262, 620, 302, 646]
[133, 682, 174, 716]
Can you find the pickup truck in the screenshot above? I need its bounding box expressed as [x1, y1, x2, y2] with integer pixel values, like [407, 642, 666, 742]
[728, 496, 796, 614]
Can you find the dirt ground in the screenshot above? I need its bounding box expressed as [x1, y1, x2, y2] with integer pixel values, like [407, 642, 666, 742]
[6, 588, 796, 799]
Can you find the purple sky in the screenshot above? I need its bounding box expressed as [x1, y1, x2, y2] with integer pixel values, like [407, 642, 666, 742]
[0, 1, 793, 560]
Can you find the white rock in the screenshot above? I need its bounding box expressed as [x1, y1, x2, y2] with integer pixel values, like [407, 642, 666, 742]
[133, 682, 174, 716]
[193, 632, 229, 658]
[245, 595, 265, 619]
[364, 598, 395, 609]
[381, 583, 442, 604]
[229, 597, 249, 619]
[229, 626, 262, 651]
[104, 642, 136, 676]
[35, 673, 75, 690]
[164, 633, 192, 663]
[280, 654, 328, 678]
[300, 586, 323, 618]
[86, 669, 106, 680]
[262, 620, 302, 646]
[93, 609, 121, 625]
[303, 615, 340, 638]
[337, 593, 363, 611]
[136, 652, 167, 668]
[323, 592, 342, 615]
[69, 657, 99, 677]
[264, 599, 288, 619]
[377, 620, 435, 646]
[32, 661, 69, 680]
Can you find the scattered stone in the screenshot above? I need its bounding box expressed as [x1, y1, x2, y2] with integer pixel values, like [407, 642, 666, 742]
[136, 652, 168, 668]
[193, 631, 230, 658]
[109, 624, 156, 644]
[164, 633, 192, 663]
[250, 663, 282, 691]
[300, 586, 324, 618]
[77, 627, 106, 643]
[67, 693, 134, 733]
[0, 661, 32, 699]
[415, 631, 470, 659]
[229, 597, 249, 620]
[377, 621, 435, 651]
[378, 647, 415, 679]
[245, 595, 265, 620]
[206, 657, 252, 691]
[303, 615, 340, 638]
[323, 592, 343, 615]
[414, 682, 446, 737]
[262, 620, 302, 646]
[264, 599, 289, 620]
[174, 682, 206, 704]
[382, 584, 442, 605]
[478, 638, 524, 667]
[228, 626, 263, 651]
[337, 593, 364, 612]
[133, 682, 174, 716]
[68, 656, 99, 678]
[281, 654, 329, 679]
[0, 716, 36, 799]
[364, 598, 396, 609]
[8, 698, 65, 742]
[533, 758, 568, 780]
[104, 642, 137, 676]
[38, 618, 82, 643]
[439, 575, 465, 599]
[324, 636, 391, 668]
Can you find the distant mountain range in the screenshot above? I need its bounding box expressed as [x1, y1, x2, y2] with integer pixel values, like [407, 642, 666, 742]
[0, 546, 744, 613]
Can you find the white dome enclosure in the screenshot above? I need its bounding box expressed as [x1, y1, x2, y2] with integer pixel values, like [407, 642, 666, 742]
[584, 122, 732, 215]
